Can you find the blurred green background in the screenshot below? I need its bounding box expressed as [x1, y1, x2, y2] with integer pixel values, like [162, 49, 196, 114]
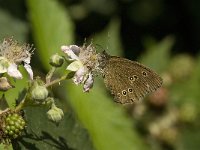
[0, 0, 200, 150]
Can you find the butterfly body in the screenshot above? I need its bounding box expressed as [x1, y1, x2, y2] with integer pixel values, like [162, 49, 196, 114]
[101, 55, 162, 104]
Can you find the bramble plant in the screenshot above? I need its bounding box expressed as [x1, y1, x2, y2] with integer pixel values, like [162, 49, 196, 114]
[0, 37, 111, 146]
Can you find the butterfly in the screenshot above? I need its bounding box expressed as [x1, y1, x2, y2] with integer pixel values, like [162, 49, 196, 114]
[101, 53, 163, 104]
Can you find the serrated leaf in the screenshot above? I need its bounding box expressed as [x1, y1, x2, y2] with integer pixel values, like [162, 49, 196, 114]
[12, 106, 94, 150]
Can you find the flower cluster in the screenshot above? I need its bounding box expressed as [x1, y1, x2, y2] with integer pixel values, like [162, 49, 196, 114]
[61, 44, 102, 92]
[0, 37, 33, 79]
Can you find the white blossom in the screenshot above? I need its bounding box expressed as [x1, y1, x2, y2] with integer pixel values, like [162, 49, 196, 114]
[61, 44, 100, 92]
[0, 37, 34, 79]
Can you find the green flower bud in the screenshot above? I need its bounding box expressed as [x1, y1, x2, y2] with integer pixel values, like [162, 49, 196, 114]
[49, 53, 64, 67]
[47, 105, 64, 123]
[31, 85, 48, 101]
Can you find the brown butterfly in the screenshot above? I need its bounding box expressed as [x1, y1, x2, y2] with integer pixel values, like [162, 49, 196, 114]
[100, 52, 163, 104]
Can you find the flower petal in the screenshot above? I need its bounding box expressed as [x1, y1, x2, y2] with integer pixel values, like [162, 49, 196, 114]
[83, 73, 94, 92]
[0, 57, 9, 73]
[69, 45, 80, 55]
[61, 45, 79, 60]
[7, 63, 22, 79]
[66, 60, 83, 71]
[24, 56, 31, 64]
[73, 67, 86, 85]
[24, 63, 33, 80]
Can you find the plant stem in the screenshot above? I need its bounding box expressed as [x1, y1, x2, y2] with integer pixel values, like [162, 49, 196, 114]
[15, 71, 73, 111]
[15, 95, 27, 112]
[15, 99, 25, 112]
[45, 74, 68, 88]
[46, 67, 56, 84]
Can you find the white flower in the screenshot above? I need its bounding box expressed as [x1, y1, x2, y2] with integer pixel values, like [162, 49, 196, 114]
[0, 37, 34, 79]
[61, 43, 100, 92]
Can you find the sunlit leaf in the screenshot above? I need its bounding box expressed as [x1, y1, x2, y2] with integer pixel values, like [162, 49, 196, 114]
[27, 0, 74, 69]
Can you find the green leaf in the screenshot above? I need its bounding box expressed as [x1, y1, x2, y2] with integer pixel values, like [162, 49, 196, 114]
[0, 94, 9, 111]
[0, 67, 29, 108]
[13, 106, 94, 150]
[0, 9, 28, 41]
[178, 126, 200, 150]
[26, 0, 74, 69]
[140, 36, 175, 72]
[66, 83, 148, 150]
[0, 144, 13, 150]
[170, 54, 200, 106]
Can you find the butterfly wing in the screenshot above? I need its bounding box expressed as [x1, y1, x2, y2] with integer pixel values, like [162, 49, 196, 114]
[102, 56, 163, 104]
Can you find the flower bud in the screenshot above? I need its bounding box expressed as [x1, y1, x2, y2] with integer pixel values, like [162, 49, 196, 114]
[0, 77, 14, 91]
[47, 105, 64, 123]
[49, 53, 64, 67]
[31, 85, 48, 101]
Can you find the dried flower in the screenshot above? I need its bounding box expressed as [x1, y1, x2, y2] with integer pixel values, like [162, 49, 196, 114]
[61, 44, 101, 92]
[0, 77, 14, 91]
[0, 37, 34, 79]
